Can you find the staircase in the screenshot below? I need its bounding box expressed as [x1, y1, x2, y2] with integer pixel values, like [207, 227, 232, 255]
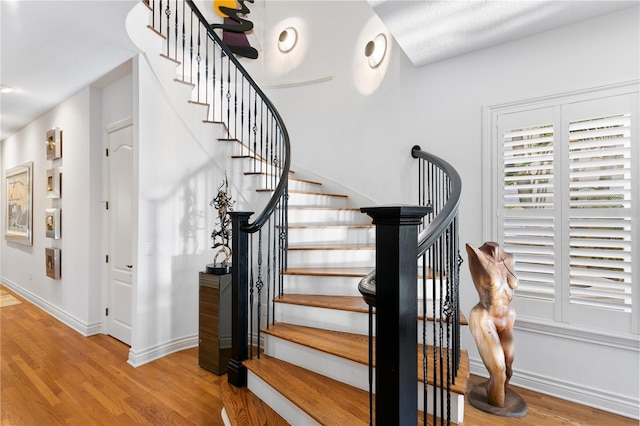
[129, 1, 468, 424]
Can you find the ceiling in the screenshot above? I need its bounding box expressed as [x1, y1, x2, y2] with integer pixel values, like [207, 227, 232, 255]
[368, 0, 638, 67]
[0, 0, 139, 141]
[1, 1, 638, 141]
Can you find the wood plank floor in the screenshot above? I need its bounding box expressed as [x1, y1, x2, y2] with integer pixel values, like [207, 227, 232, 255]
[1, 285, 637, 425]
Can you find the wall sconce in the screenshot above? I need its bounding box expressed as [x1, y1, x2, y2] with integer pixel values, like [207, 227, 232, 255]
[278, 27, 298, 53]
[364, 33, 387, 68]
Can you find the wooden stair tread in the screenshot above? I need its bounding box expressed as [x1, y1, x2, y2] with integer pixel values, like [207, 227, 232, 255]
[244, 356, 371, 426]
[263, 322, 469, 395]
[220, 381, 288, 426]
[277, 294, 369, 313]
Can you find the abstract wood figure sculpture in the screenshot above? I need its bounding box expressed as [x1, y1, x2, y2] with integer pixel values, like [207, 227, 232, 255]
[466, 241, 527, 417]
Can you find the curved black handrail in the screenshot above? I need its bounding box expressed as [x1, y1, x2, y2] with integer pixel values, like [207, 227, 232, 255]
[185, 0, 290, 234]
[358, 145, 461, 303]
[412, 145, 462, 256]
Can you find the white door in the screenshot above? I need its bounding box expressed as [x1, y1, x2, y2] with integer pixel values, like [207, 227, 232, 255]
[106, 120, 134, 345]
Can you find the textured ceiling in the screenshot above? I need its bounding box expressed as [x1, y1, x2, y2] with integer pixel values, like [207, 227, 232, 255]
[367, 0, 638, 66]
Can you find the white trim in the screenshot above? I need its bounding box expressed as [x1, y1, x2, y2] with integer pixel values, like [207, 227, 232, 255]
[105, 116, 133, 134]
[1, 278, 102, 336]
[469, 358, 640, 420]
[127, 335, 198, 367]
[485, 80, 639, 114]
[264, 75, 334, 89]
[515, 317, 640, 352]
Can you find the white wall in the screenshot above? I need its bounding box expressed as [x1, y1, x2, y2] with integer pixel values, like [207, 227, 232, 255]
[256, 1, 640, 418]
[1, 86, 103, 334]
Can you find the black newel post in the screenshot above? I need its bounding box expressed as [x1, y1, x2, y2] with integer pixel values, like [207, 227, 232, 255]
[361, 205, 429, 425]
[227, 211, 253, 387]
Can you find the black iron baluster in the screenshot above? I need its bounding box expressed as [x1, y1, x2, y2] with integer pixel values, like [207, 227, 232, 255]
[181, 4, 186, 78]
[174, 0, 178, 60]
[249, 235, 254, 360]
[165, 1, 170, 56]
[205, 36, 209, 110]
[256, 229, 263, 357]
[196, 24, 201, 102]
[189, 11, 194, 84]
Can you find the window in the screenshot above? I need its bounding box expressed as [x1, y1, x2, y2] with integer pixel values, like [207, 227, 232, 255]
[484, 82, 639, 336]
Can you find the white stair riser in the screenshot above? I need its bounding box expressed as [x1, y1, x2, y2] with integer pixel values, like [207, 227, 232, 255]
[275, 303, 369, 335]
[287, 226, 375, 245]
[264, 335, 370, 391]
[287, 248, 375, 268]
[282, 273, 443, 301]
[247, 372, 320, 426]
[419, 382, 465, 424]
[245, 176, 320, 193]
[282, 274, 364, 297]
[263, 335, 464, 423]
[274, 302, 442, 345]
[288, 192, 348, 208]
[288, 208, 370, 225]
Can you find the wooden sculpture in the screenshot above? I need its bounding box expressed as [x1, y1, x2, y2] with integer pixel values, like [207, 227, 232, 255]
[466, 241, 527, 417]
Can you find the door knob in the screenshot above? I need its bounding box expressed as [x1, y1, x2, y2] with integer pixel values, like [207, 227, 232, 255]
[126, 264, 133, 269]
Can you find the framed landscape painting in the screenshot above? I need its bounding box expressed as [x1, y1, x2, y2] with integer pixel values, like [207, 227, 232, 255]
[5, 162, 33, 246]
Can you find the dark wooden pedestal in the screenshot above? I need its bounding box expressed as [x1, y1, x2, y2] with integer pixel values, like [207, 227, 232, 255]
[199, 272, 232, 375]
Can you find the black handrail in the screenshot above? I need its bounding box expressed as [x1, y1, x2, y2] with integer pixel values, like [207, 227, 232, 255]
[185, 0, 290, 233]
[412, 145, 462, 255]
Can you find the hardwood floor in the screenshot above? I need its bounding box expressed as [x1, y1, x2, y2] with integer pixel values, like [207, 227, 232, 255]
[1, 286, 637, 425]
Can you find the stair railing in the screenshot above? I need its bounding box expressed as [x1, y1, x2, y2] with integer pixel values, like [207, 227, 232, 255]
[359, 145, 462, 425]
[144, 0, 290, 387]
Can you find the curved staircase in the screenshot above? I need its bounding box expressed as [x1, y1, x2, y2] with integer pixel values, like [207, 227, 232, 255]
[128, 1, 468, 423]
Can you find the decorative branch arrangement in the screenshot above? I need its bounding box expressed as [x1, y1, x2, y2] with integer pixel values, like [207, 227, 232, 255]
[209, 173, 234, 274]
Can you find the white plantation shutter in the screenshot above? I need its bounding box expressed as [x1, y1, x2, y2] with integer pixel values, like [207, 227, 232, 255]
[502, 121, 556, 302]
[489, 85, 638, 334]
[567, 111, 633, 313]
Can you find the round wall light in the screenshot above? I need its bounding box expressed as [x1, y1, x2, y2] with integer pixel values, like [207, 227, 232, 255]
[364, 33, 387, 69]
[278, 27, 298, 53]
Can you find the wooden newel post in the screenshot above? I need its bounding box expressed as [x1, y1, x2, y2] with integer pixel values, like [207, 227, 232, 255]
[361, 205, 429, 426]
[227, 211, 253, 387]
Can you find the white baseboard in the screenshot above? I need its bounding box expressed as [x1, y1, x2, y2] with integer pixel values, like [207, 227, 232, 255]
[127, 335, 198, 367]
[1, 278, 101, 336]
[469, 358, 640, 420]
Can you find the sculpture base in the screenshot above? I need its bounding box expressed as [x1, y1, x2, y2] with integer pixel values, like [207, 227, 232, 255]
[468, 381, 528, 418]
[206, 263, 231, 275]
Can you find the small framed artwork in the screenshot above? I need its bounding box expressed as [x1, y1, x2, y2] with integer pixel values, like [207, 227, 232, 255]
[5, 162, 33, 246]
[46, 167, 62, 199]
[45, 208, 61, 239]
[46, 127, 63, 160]
[45, 248, 61, 279]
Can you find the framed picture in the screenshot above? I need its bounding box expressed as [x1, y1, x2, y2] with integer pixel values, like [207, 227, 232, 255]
[45, 248, 61, 279]
[46, 167, 62, 199]
[5, 162, 33, 246]
[46, 127, 62, 160]
[45, 208, 61, 239]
